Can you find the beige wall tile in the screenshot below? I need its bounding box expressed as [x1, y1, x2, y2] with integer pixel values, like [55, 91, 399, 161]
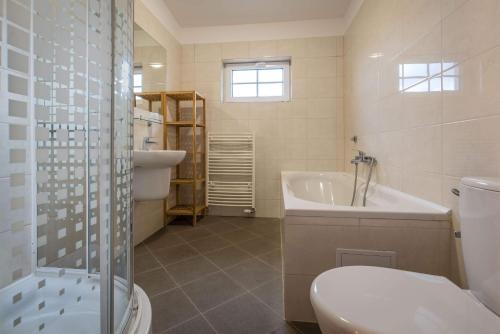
[442, 0, 500, 65]
[194, 62, 222, 83]
[277, 39, 307, 59]
[183, 37, 343, 218]
[195, 43, 222, 63]
[222, 42, 250, 59]
[284, 274, 317, 322]
[345, 0, 500, 287]
[249, 40, 278, 58]
[443, 46, 500, 122]
[442, 116, 500, 178]
[306, 37, 338, 58]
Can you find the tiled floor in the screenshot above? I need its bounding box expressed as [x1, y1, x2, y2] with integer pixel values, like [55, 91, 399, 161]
[134, 216, 322, 334]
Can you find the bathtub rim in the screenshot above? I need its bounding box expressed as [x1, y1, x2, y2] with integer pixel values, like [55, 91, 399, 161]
[281, 171, 451, 221]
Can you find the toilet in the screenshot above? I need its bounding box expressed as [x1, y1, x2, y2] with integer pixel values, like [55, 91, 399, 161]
[310, 177, 500, 334]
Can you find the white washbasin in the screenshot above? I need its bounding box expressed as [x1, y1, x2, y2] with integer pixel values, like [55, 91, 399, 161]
[133, 150, 186, 201]
[134, 150, 186, 168]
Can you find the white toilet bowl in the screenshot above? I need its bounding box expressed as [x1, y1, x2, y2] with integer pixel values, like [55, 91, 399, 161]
[311, 177, 500, 334]
[310, 266, 500, 334]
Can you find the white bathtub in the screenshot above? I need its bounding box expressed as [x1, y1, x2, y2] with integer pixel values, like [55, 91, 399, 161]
[281, 171, 452, 323]
[281, 171, 450, 220]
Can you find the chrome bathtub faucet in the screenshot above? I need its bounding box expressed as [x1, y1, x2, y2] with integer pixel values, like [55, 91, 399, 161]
[350, 150, 377, 207]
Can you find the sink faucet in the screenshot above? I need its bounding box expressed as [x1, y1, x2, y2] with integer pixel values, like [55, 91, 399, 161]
[142, 136, 158, 150]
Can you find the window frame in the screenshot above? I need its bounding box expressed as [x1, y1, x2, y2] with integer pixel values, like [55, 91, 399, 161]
[398, 62, 459, 93]
[133, 65, 143, 93]
[223, 60, 290, 103]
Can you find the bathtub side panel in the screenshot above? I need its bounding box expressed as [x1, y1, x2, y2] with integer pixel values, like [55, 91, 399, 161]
[283, 215, 451, 323]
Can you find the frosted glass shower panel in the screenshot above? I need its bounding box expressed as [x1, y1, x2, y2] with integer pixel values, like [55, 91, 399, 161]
[0, 0, 33, 290]
[34, 0, 91, 270]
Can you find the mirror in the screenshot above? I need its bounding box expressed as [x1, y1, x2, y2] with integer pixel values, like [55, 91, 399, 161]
[133, 23, 167, 97]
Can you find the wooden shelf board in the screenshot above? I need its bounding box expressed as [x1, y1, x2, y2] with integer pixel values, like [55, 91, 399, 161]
[170, 178, 206, 185]
[165, 121, 205, 127]
[166, 91, 205, 101]
[167, 205, 206, 216]
[134, 92, 162, 101]
[134, 90, 205, 102]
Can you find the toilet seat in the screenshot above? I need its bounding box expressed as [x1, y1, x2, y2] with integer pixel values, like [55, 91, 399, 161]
[310, 266, 500, 334]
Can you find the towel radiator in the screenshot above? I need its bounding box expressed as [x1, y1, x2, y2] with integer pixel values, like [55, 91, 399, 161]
[207, 132, 255, 211]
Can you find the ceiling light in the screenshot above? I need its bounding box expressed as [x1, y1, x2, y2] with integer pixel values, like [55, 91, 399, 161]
[149, 63, 164, 69]
[369, 52, 384, 59]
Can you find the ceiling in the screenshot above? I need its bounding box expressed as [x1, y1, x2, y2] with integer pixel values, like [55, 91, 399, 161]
[163, 0, 352, 27]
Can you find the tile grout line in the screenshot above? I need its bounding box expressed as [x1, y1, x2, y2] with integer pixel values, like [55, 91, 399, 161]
[143, 241, 210, 333]
[175, 219, 285, 331]
[158, 313, 201, 334]
[138, 234, 279, 286]
[143, 222, 259, 334]
[193, 235, 286, 332]
[165, 222, 262, 334]
[177, 286, 222, 334]
[144, 224, 281, 276]
[199, 255, 288, 334]
[138, 218, 287, 333]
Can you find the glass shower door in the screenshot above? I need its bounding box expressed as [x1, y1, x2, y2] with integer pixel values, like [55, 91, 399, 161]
[110, 0, 134, 332]
[0, 0, 134, 333]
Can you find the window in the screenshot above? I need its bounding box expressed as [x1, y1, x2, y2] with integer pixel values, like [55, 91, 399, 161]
[224, 59, 290, 102]
[399, 62, 458, 93]
[133, 65, 143, 93]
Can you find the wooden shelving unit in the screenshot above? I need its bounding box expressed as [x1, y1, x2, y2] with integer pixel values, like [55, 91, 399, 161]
[134, 90, 207, 226]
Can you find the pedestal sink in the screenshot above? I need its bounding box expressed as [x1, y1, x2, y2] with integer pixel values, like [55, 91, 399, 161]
[133, 150, 186, 201]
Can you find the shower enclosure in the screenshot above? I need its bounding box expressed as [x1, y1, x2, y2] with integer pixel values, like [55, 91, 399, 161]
[0, 0, 139, 333]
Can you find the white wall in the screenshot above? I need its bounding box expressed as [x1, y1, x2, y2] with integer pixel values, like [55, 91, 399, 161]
[134, 0, 183, 236]
[135, 0, 182, 90]
[343, 0, 500, 286]
[181, 37, 344, 217]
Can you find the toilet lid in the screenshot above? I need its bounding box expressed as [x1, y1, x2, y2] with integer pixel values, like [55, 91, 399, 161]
[311, 266, 500, 334]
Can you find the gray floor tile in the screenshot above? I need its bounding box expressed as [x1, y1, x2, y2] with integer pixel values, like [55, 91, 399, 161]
[233, 217, 280, 226]
[205, 293, 282, 334]
[263, 231, 283, 243]
[178, 227, 214, 242]
[135, 268, 176, 297]
[204, 221, 241, 234]
[221, 216, 257, 225]
[220, 229, 259, 244]
[166, 255, 219, 285]
[270, 323, 301, 334]
[135, 253, 161, 274]
[145, 231, 186, 250]
[291, 322, 322, 334]
[188, 235, 231, 253]
[252, 278, 284, 316]
[154, 244, 198, 266]
[165, 315, 216, 334]
[205, 246, 252, 269]
[225, 258, 281, 290]
[140, 216, 293, 334]
[182, 271, 245, 312]
[258, 248, 283, 271]
[165, 221, 196, 233]
[135, 243, 149, 256]
[244, 222, 281, 237]
[237, 237, 280, 256]
[196, 215, 228, 225]
[150, 289, 198, 333]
